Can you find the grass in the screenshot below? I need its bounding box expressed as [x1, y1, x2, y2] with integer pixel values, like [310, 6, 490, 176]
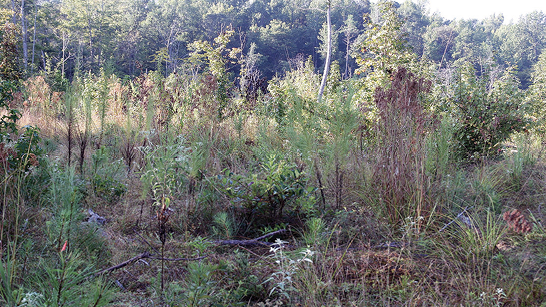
[1, 67, 546, 306]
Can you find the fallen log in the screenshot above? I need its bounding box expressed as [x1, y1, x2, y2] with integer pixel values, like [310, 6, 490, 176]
[214, 229, 288, 247]
[95, 252, 208, 275]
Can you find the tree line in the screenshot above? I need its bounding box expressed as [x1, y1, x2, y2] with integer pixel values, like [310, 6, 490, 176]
[1, 0, 546, 88]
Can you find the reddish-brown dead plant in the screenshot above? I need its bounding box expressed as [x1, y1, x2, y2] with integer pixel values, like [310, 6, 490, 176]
[372, 67, 436, 223]
[503, 209, 533, 234]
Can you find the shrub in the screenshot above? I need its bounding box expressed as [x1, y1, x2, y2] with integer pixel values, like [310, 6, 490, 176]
[218, 154, 316, 230]
[451, 63, 530, 159]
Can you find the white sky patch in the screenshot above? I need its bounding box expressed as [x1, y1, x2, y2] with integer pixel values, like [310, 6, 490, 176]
[425, 0, 546, 23]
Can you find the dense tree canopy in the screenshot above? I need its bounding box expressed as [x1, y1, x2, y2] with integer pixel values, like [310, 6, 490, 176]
[0, 0, 545, 88]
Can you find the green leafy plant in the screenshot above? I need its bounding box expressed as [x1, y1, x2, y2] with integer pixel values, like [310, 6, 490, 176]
[451, 63, 530, 159]
[46, 165, 84, 251]
[90, 146, 126, 203]
[187, 28, 240, 120]
[352, 1, 424, 105]
[0, 80, 19, 144]
[0, 255, 24, 306]
[179, 261, 220, 307]
[227, 250, 266, 302]
[140, 134, 190, 214]
[302, 217, 326, 248]
[266, 56, 320, 127]
[212, 211, 234, 239]
[218, 154, 316, 229]
[140, 133, 191, 296]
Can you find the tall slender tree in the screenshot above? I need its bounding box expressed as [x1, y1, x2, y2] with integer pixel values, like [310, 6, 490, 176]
[317, 0, 331, 102]
[20, 0, 27, 70]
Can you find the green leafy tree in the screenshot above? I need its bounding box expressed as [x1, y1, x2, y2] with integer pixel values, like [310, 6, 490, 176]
[526, 48, 546, 131]
[188, 28, 240, 119]
[398, 0, 430, 57]
[1, 10, 22, 142]
[0, 10, 21, 82]
[352, 1, 422, 104]
[340, 14, 359, 78]
[423, 22, 456, 65]
[497, 11, 546, 87]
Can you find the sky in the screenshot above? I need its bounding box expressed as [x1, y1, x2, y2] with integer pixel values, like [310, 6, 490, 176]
[426, 0, 546, 23]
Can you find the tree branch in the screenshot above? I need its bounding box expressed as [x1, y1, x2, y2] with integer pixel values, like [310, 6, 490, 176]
[214, 229, 288, 247]
[94, 252, 208, 275]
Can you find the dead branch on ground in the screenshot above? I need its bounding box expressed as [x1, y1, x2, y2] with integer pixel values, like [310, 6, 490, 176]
[95, 252, 208, 275]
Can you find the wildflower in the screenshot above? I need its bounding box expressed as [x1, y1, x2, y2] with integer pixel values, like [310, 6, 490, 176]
[60, 240, 68, 252]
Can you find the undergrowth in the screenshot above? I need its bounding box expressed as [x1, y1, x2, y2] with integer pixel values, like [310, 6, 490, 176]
[1, 45, 545, 306]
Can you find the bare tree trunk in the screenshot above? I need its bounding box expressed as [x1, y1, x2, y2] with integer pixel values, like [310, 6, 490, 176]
[62, 32, 67, 77]
[61, 31, 69, 78]
[11, 0, 16, 24]
[31, 0, 36, 71]
[21, 0, 28, 71]
[318, 2, 332, 103]
[85, 2, 94, 70]
[344, 35, 350, 79]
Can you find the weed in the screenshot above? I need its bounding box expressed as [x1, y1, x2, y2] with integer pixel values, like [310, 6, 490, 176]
[179, 261, 220, 306]
[302, 217, 326, 248]
[212, 211, 234, 239]
[367, 66, 435, 225]
[35, 250, 112, 306]
[264, 239, 314, 303]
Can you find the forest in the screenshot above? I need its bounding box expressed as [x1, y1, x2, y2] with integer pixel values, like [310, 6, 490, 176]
[1, 0, 546, 305]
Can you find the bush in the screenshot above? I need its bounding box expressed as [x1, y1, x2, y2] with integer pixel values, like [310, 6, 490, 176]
[451, 63, 530, 159]
[218, 154, 316, 230]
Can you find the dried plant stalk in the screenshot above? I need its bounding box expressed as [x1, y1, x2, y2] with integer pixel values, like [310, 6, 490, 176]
[372, 67, 435, 224]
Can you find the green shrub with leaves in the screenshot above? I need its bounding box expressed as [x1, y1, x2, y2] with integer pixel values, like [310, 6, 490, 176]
[218, 154, 316, 229]
[526, 48, 546, 133]
[0, 80, 19, 143]
[140, 134, 189, 207]
[450, 62, 530, 159]
[352, 1, 427, 106]
[1, 16, 42, 173]
[1, 126, 42, 174]
[266, 56, 320, 127]
[0, 14, 22, 84]
[90, 146, 126, 203]
[179, 261, 220, 306]
[187, 28, 240, 120]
